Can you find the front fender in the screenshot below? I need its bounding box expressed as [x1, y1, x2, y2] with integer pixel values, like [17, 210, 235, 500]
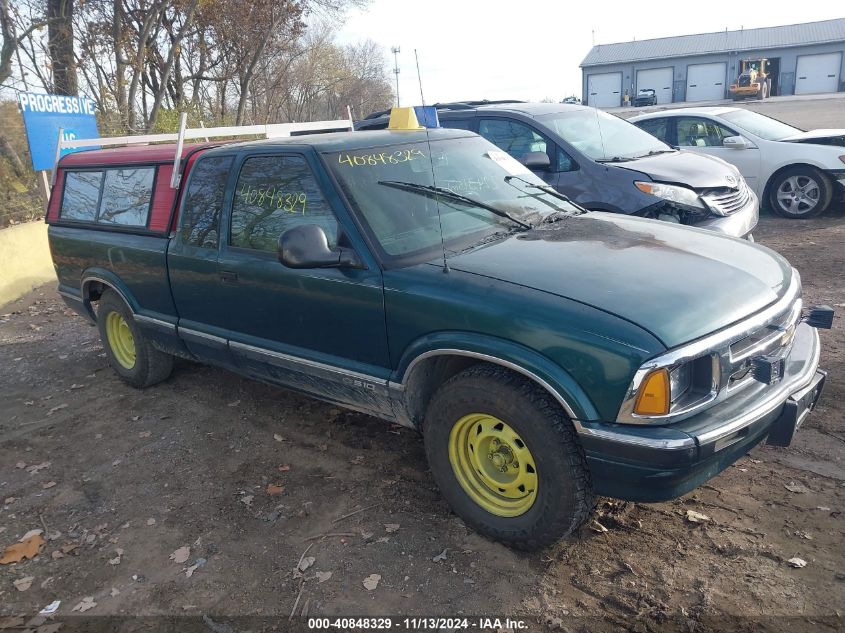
[392, 331, 600, 421]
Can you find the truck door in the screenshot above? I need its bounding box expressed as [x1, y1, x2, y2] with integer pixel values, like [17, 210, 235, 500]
[216, 150, 393, 417]
[167, 153, 237, 367]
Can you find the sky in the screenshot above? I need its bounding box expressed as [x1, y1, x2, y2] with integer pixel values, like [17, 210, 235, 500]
[335, 0, 843, 106]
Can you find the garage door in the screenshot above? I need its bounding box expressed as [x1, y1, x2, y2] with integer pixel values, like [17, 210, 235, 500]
[795, 52, 842, 95]
[636, 67, 673, 104]
[686, 63, 726, 102]
[587, 72, 622, 108]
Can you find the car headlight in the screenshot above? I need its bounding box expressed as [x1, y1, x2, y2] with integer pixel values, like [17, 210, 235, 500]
[669, 363, 692, 404]
[631, 356, 717, 418]
[635, 181, 705, 209]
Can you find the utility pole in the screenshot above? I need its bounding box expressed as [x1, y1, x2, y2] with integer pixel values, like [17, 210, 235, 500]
[391, 46, 401, 107]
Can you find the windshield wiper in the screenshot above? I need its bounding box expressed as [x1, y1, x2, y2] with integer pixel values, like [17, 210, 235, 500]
[635, 149, 676, 158]
[595, 156, 636, 163]
[377, 180, 532, 230]
[503, 175, 580, 207]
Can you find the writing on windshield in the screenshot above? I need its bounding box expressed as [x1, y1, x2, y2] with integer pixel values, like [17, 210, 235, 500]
[337, 148, 426, 167]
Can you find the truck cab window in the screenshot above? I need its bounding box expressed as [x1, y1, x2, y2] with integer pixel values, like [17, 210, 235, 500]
[98, 167, 155, 226]
[181, 156, 233, 248]
[230, 155, 337, 252]
[61, 171, 103, 221]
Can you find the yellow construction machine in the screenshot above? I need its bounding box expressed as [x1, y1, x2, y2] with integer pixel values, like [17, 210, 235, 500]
[729, 59, 771, 100]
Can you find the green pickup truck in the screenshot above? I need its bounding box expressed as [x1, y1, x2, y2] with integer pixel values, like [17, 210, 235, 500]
[47, 121, 832, 549]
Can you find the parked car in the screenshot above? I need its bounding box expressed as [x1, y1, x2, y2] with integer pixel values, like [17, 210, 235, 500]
[48, 118, 831, 550]
[357, 102, 758, 238]
[633, 88, 657, 107]
[562, 95, 581, 104]
[630, 107, 845, 218]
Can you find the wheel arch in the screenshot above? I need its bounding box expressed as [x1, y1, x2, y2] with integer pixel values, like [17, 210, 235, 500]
[393, 334, 600, 428]
[762, 162, 832, 208]
[80, 270, 138, 322]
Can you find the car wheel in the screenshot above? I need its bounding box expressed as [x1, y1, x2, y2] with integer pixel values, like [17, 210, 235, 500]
[423, 364, 595, 550]
[97, 290, 174, 388]
[769, 167, 832, 219]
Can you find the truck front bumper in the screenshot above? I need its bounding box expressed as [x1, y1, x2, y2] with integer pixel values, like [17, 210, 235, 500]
[576, 322, 825, 502]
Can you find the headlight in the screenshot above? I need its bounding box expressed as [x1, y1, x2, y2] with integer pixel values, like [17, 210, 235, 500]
[635, 181, 705, 209]
[669, 363, 692, 404]
[631, 356, 718, 418]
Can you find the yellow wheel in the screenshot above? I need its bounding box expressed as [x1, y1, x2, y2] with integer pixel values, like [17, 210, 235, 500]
[423, 365, 594, 550]
[96, 290, 173, 388]
[449, 414, 537, 517]
[105, 311, 136, 369]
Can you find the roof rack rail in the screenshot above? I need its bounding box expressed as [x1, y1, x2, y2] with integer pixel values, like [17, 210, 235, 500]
[362, 99, 526, 120]
[440, 99, 527, 107]
[53, 111, 354, 188]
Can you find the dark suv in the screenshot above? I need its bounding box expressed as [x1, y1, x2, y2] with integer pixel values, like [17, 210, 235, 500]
[357, 101, 758, 238]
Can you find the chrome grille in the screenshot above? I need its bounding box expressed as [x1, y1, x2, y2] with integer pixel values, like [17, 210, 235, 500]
[726, 297, 803, 392]
[701, 183, 751, 216]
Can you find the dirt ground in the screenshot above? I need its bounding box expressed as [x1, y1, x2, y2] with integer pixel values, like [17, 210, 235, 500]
[2, 100, 845, 631]
[0, 211, 842, 632]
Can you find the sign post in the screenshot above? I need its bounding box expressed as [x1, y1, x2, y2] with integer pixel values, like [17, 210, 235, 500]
[17, 92, 100, 204]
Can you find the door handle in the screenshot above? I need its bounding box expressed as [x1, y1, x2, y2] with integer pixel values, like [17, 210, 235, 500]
[220, 270, 238, 284]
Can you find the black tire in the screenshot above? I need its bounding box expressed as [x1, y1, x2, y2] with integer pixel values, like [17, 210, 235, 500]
[97, 290, 173, 388]
[423, 364, 595, 550]
[768, 166, 832, 219]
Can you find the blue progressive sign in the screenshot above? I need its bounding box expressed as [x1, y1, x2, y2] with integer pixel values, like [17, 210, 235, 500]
[18, 92, 100, 171]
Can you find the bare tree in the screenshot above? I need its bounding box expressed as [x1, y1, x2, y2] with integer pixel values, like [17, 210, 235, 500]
[1, 0, 48, 87]
[47, 0, 77, 94]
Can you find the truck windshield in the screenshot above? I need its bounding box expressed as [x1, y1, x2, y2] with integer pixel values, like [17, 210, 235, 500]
[325, 135, 580, 262]
[539, 109, 671, 161]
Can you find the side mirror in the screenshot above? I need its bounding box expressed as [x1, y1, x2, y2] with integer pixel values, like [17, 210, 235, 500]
[723, 135, 750, 150]
[278, 224, 363, 269]
[521, 151, 551, 170]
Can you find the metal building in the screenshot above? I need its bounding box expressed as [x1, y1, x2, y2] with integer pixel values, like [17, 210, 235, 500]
[580, 18, 845, 108]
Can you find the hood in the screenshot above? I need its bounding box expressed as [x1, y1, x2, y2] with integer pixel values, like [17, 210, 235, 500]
[616, 149, 739, 189]
[447, 213, 793, 348]
[780, 129, 845, 147]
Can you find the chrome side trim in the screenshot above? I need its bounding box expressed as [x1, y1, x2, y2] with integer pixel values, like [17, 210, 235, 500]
[401, 349, 579, 419]
[229, 340, 388, 387]
[134, 314, 177, 334]
[58, 289, 84, 303]
[178, 327, 228, 349]
[572, 423, 696, 450]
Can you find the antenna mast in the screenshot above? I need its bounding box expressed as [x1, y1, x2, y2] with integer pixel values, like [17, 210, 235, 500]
[391, 46, 401, 107]
[414, 49, 425, 107]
